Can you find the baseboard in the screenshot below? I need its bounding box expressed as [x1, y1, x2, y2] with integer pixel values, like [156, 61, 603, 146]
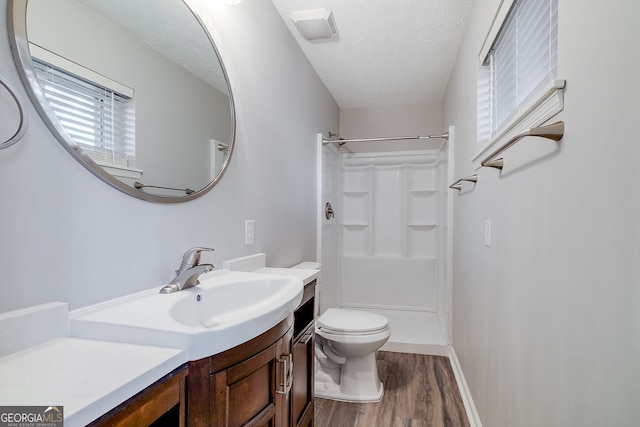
[446, 346, 483, 427]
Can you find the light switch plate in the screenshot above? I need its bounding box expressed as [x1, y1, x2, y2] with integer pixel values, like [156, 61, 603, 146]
[484, 219, 491, 247]
[245, 220, 255, 245]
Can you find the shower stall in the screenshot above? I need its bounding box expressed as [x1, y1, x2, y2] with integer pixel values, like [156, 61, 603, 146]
[317, 129, 454, 354]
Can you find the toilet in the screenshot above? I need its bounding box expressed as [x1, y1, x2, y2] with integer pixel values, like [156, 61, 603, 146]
[314, 308, 391, 402]
[289, 261, 391, 402]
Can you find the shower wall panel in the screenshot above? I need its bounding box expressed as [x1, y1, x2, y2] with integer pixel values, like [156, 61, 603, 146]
[342, 256, 437, 311]
[372, 167, 405, 256]
[340, 152, 443, 317]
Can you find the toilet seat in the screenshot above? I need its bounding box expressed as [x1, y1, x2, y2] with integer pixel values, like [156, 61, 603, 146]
[317, 308, 389, 335]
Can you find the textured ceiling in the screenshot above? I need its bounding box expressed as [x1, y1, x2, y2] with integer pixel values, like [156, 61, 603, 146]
[78, 0, 472, 111]
[271, 0, 473, 109]
[79, 0, 229, 94]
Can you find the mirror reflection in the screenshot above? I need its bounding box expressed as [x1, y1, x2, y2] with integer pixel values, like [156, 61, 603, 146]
[17, 0, 234, 201]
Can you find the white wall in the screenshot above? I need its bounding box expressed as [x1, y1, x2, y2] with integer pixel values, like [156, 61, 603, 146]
[340, 103, 442, 151]
[0, 0, 338, 313]
[443, 0, 640, 425]
[340, 103, 442, 137]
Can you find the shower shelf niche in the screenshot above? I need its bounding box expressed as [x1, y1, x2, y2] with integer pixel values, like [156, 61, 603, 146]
[341, 191, 371, 228]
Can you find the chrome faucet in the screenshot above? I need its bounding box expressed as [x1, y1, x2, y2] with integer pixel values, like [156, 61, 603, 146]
[160, 247, 215, 294]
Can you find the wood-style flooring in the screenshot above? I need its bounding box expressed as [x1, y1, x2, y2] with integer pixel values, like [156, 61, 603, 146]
[315, 351, 470, 427]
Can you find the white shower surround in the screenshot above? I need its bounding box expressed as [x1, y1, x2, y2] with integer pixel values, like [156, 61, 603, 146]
[320, 136, 451, 352]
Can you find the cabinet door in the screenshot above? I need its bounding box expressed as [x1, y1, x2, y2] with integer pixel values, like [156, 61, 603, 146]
[291, 324, 314, 427]
[210, 330, 293, 427]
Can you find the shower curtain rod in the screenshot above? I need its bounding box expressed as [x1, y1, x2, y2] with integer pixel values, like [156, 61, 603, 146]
[322, 132, 449, 145]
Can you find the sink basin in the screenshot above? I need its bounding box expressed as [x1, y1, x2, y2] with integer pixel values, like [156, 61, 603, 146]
[69, 270, 303, 360]
[169, 274, 300, 328]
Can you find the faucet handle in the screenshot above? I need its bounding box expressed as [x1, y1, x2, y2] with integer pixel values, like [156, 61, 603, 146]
[181, 247, 215, 269]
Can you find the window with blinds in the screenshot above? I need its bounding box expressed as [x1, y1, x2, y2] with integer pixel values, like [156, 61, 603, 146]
[477, 0, 559, 148]
[32, 58, 136, 167]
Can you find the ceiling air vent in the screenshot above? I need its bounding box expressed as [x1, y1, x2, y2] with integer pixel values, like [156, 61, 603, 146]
[291, 8, 337, 41]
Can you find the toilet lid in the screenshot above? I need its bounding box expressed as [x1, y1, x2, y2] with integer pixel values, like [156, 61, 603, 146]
[317, 308, 389, 334]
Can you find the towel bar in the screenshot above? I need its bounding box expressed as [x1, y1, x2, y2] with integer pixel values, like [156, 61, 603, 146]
[449, 174, 478, 191]
[480, 121, 564, 170]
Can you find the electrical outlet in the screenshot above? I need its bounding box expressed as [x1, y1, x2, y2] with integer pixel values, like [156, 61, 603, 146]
[484, 219, 491, 247]
[245, 220, 255, 245]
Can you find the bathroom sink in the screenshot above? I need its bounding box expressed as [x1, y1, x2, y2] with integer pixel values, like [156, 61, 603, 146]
[69, 270, 303, 360]
[169, 273, 300, 328]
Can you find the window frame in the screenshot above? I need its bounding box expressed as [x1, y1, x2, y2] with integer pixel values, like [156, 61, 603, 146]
[472, 0, 564, 164]
[29, 43, 141, 179]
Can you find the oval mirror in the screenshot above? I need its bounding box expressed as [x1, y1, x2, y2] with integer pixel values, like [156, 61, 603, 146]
[8, 0, 235, 202]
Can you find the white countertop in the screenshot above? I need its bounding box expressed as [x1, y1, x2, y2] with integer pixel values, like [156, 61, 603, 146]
[222, 253, 320, 286]
[254, 267, 319, 285]
[0, 257, 319, 426]
[0, 337, 186, 427]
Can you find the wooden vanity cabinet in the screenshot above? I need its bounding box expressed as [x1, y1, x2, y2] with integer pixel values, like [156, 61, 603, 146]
[89, 365, 188, 427]
[88, 278, 316, 427]
[291, 280, 315, 427]
[185, 278, 317, 427]
[186, 316, 294, 427]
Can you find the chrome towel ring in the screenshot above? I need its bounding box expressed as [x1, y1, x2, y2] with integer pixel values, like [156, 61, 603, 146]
[0, 73, 28, 150]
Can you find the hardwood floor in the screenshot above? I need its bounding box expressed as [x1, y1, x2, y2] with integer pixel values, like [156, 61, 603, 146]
[314, 351, 470, 427]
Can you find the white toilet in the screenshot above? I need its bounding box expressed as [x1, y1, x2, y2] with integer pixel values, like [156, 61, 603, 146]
[314, 308, 391, 402]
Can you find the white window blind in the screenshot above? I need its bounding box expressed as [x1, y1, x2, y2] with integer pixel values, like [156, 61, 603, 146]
[33, 58, 136, 167]
[477, 0, 558, 147]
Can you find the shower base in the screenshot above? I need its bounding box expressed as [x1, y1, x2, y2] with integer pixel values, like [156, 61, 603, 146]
[340, 306, 449, 356]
